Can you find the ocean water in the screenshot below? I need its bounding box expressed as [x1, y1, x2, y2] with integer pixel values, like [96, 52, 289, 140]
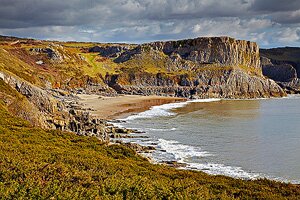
[115, 95, 300, 183]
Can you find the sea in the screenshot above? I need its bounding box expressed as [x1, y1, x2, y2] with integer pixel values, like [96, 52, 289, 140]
[113, 95, 300, 184]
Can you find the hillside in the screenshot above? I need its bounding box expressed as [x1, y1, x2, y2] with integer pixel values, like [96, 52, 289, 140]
[261, 47, 300, 76]
[0, 91, 300, 199]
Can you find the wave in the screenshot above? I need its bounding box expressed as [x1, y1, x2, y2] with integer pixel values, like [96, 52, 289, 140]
[123, 98, 221, 121]
[155, 138, 259, 180]
[186, 163, 260, 180]
[157, 139, 212, 160]
[146, 128, 177, 132]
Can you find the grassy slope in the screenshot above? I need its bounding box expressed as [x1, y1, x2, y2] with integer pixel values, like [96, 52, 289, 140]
[0, 86, 300, 199]
[0, 40, 115, 88]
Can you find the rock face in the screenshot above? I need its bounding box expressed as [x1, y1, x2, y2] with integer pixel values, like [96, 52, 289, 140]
[109, 37, 285, 98]
[0, 71, 111, 142]
[1, 71, 58, 118]
[30, 47, 62, 61]
[105, 69, 284, 98]
[116, 37, 260, 71]
[261, 47, 300, 77]
[149, 37, 261, 70]
[89, 45, 130, 58]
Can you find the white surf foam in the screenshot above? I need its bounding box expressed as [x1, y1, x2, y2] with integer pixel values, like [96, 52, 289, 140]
[186, 163, 260, 180]
[122, 98, 221, 121]
[155, 138, 260, 180]
[146, 128, 177, 132]
[157, 139, 212, 161]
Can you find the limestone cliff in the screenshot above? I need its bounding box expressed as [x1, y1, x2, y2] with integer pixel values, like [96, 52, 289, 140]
[109, 37, 285, 98]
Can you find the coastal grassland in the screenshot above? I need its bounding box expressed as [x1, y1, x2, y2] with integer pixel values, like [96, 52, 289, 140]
[80, 53, 119, 77]
[0, 43, 108, 88]
[0, 97, 300, 199]
[0, 48, 42, 86]
[0, 41, 123, 87]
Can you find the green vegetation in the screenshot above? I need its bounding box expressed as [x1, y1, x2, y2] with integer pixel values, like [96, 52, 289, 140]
[0, 48, 41, 86]
[0, 93, 300, 199]
[119, 50, 191, 76]
[81, 53, 119, 77]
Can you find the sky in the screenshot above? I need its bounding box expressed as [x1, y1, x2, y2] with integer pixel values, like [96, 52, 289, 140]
[0, 0, 299, 48]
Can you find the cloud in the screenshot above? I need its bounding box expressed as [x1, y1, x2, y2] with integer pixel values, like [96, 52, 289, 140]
[0, 0, 299, 47]
[276, 27, 300, 44]
[271, 10, 300, 24]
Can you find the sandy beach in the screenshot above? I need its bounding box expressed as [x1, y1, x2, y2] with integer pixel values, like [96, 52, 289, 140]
[77, 94, 186, 120]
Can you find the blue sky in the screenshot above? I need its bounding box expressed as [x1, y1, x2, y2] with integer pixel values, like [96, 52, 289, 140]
[0, 0, 299, 48]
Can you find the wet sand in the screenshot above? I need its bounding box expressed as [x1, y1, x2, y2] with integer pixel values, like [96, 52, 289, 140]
[77, 94, 186, 120]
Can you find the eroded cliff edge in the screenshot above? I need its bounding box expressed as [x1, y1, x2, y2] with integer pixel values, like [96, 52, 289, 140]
[106, 37, 285, 98]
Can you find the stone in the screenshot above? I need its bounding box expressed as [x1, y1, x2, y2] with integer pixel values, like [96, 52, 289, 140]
[108, 37, 285, 98]
[30, 47, 62, 61]
[36, 60, 44, 65]
[88, 45, 129, 58]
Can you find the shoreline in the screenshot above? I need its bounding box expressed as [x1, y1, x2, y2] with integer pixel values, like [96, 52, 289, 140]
[78, 94, 300, 184]
[77, 94, 190, 165]
[77, 94, 187, 120]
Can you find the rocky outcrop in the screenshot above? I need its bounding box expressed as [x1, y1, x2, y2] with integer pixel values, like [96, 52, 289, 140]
[0, 71, 58, 123]
[29, 47, 63, 61]
[149, 37, 261, 70]
[67, 76, 118, 96]
[89, 45, 130, 58]
[260, 47, 300, 77]
[115, 37, 261, 73]
[108, 37, 285, 98]
[262, 64, 297, 82]
[105, 69, 284, 98]
[0, 71, 111, 142]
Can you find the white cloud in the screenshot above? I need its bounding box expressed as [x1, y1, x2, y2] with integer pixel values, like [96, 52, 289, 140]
[0, 0, 300, 47]
[277, 27, 300, 44]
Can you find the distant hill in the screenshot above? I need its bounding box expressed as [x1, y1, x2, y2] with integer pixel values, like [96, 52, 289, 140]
[260, 47, 300, 93]
[261, 47, 300, 77]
